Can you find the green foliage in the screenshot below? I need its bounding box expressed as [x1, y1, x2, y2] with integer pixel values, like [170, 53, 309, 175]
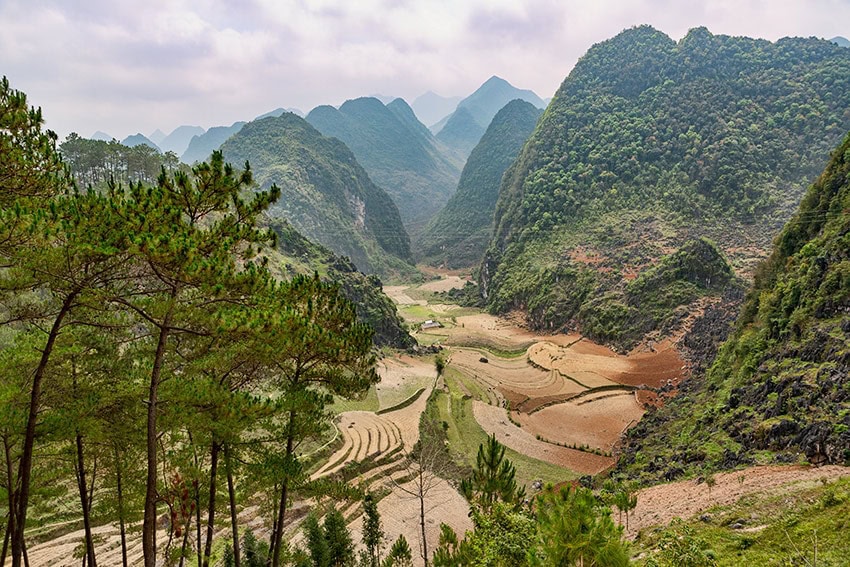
[306, 97, 462, 237]
[419, 100, 542, 267]
[383, 535, 413, 567]
[460, 434, 526, 513]
[619, 132, 850, 481]
[531, 486, 630, 567]
[59, 132, 184, 188]
[221, 113, 414, 276]
[304, 513, 330, 567]
[644, 519, 717, 567]
[361, 493, 384, 567]
[483, 26, 850, 345]
[324, 509, 355, 567]
[434, 503, 535, 566]
[265, 218, 413, 348]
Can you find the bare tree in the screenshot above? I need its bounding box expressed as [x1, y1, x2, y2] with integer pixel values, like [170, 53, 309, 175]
[388, 416, 452, 567]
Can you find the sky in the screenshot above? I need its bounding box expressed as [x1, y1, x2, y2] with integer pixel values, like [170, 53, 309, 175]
[1, 0, 848, 141]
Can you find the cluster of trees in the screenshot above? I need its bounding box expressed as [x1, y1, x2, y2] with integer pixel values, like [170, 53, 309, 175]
[434, 434, 632, 567]
[60, 133, 181, 188]
[0, 77, 381, 567]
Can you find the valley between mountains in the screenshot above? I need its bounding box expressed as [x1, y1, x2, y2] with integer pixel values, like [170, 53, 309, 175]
[2, 23, 850, 567]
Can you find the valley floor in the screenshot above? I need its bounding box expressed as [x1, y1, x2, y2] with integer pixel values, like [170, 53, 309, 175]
[14, 269, 849, 566]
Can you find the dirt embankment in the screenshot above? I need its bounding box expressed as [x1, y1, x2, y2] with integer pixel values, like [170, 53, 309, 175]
[624, 465, 850, 538]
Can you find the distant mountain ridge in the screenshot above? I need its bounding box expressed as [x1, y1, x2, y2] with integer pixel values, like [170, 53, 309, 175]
[829, 35, 850, 47]
[121, 133, 160, 152]
[306, 96, 462, 238]
[480, 25, 850, 350]
[435, 76, 544, 158]
[157, 125, 205, 156]
[221, 113, 414, 277]
[418, 99, 542, 268]
[181, 121, 246, 164]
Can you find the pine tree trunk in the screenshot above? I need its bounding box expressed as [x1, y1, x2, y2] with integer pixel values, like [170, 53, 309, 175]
[270, 409, 296, 567]
[12, 292, 76, 567]
[3, 435, 16, 567]
[190, 433, 202, 567]
[142, 298, 175, 567]
[1, 514, 10, 567]
[202, 441, 220, 567]
[224, 444, 241, 567]
[75, 433, 97, 567]
[115, 447, 128, 567]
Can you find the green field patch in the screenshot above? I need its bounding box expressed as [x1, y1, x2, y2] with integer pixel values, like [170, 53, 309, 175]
[431, 374, 577, 488]
[331, 384, 379, 414]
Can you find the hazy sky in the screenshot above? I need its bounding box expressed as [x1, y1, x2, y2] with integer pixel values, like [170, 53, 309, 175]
[2, 0, 848, 140]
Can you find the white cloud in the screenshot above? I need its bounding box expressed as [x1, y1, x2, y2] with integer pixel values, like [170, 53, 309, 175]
[0, 0, 847, 139]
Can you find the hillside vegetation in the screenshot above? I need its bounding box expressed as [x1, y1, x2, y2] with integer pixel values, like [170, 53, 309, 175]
[482, 26, 850, 350]
[264, 217, 414, 348]
[221, 113, 414, 277]
[620, 131, 850, 482]
[418, 99, 542, 268]
[306, 97, 462, 237]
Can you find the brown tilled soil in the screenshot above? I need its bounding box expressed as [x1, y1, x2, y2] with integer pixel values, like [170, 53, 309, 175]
[472, 401, 615, 475]
[515, 392, 644, 452]
[449, 349, 584, 398]
[624, 465, 850, 538]
[418, 275, 470, 293]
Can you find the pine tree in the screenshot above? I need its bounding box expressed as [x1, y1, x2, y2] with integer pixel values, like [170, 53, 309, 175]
[383, 535, 413, 567]
[362, 493, 384, 567]
[460, 434, 525, 513]
[324, 509, 355, 567]
[304, 513, 329, 567]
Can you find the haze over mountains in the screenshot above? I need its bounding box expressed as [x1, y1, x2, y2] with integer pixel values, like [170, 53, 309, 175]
[418, 99, 542, 268]
[434, 76, 546, 157]
[306, 96, 462, 237]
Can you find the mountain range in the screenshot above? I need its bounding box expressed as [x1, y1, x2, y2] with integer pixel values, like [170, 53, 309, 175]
[418, 99, 542, 268]
[434, 76, 545, 158]
[306, 96, 463, 238]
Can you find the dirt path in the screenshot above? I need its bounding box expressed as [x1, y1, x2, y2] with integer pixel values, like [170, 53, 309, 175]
[472, 401, 615, 475]
[625, 465, 850, 537]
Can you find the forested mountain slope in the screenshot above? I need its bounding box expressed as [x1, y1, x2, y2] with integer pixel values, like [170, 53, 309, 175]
[418, 99, 542, 268]
[264, 217, 414, 348]
[306, 97, 461, 237]
[481, 25, 850, 350]
[620, 131, 850, 481]
[221, 113, 414, 277]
